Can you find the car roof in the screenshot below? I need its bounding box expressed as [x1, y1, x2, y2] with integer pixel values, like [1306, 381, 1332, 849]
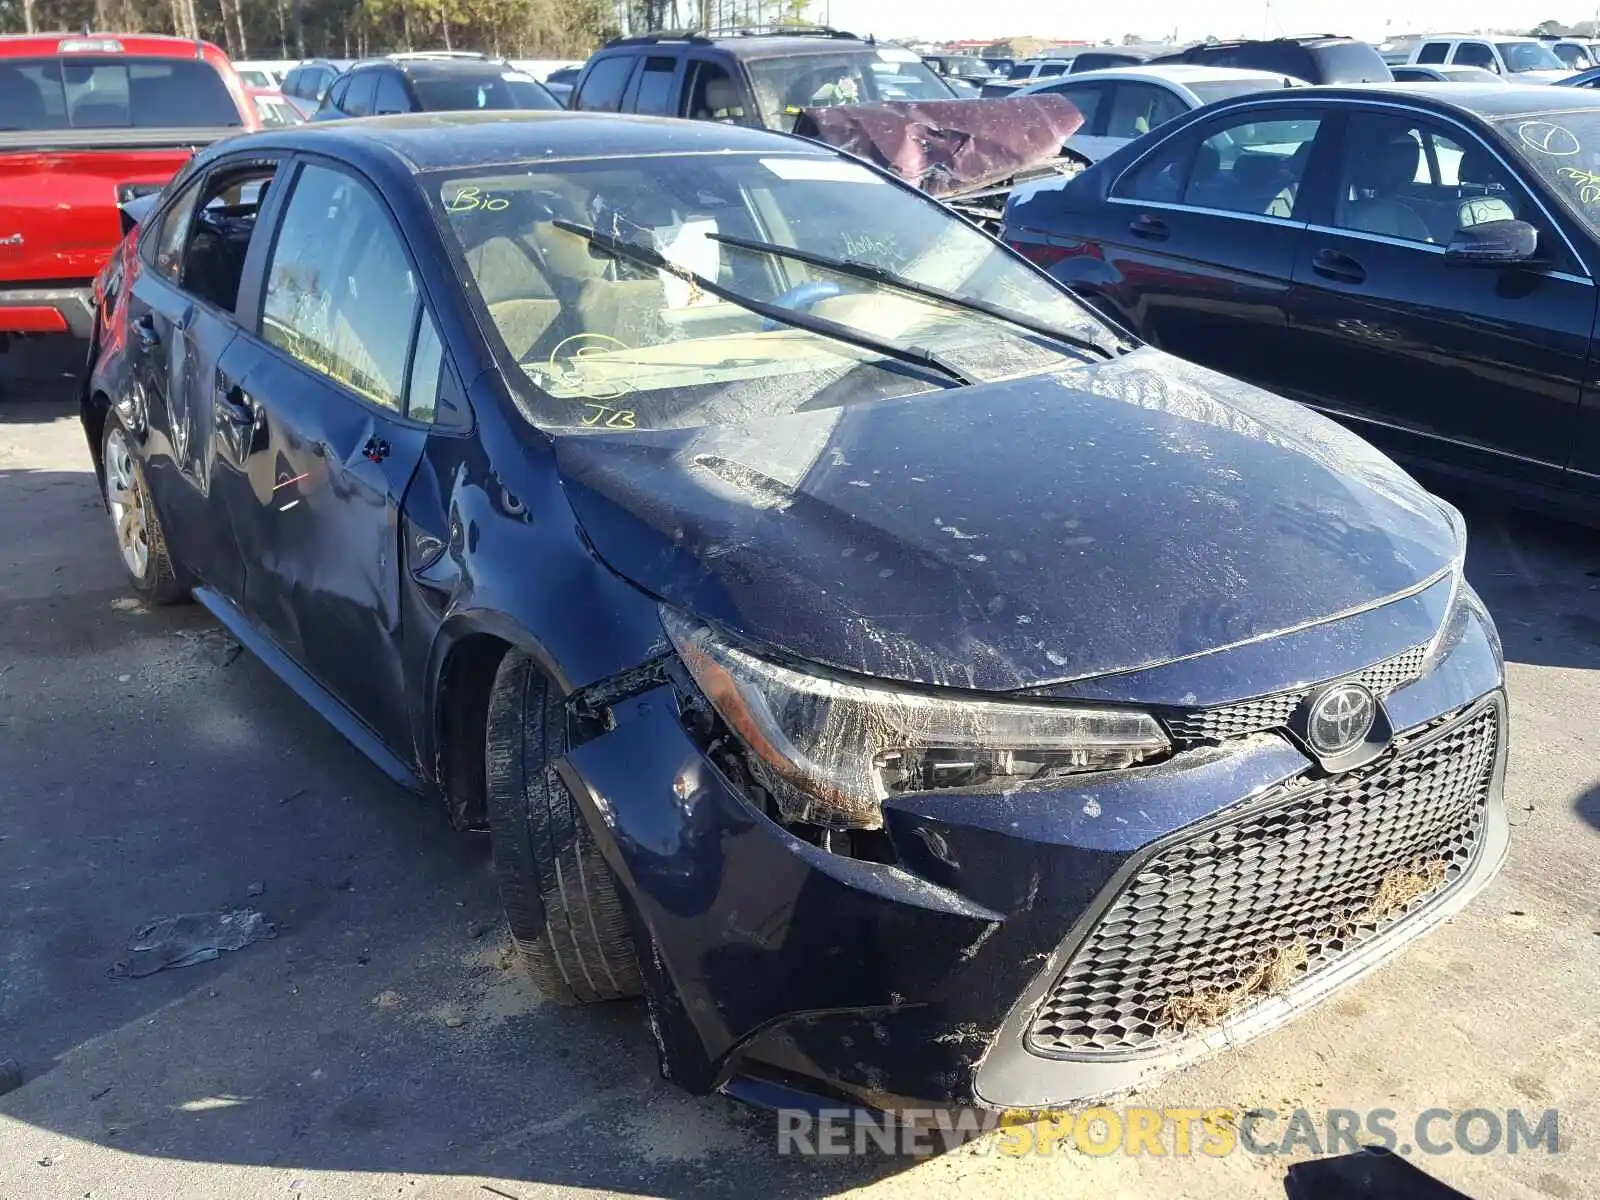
[597, 30, 882, 60]
[0, 32, 217, 58]
[350, 57, 517, 79]
[214, 109, 838, 173]
[1062, 64, 1296, 84]
[1230, 80, 1600, 118]
[1422, 33, 1537, 42]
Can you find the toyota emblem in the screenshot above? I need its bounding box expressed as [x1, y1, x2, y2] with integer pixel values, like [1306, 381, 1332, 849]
[1306, 683, 1377, 757]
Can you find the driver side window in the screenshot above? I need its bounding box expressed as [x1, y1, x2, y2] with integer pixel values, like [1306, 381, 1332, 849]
[1453, 43, 1499, 72]
[1331, 112, 1547, 251]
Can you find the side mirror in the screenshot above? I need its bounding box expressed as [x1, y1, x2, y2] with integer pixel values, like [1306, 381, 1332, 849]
[1444, 219, 1538, 266]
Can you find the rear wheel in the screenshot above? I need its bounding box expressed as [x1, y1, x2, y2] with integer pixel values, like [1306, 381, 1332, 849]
[484, 652, 642, 1005]
[101, 414, 186, 605]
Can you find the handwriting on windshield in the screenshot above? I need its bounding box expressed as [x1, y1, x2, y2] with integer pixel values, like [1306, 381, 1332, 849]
[1557, 166, 1600, 203]
[579, 403, 636, 429]
[445, 186, 510, 213]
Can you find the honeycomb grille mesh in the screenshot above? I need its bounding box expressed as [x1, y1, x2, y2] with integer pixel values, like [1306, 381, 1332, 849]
[1026, 703, 1497, 1057]
[1163, 645, 1428, 745]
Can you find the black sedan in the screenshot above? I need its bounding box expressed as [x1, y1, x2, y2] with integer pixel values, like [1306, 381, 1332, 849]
[1002, 84, 1600, 518]
[84, 111, 1505, 1114]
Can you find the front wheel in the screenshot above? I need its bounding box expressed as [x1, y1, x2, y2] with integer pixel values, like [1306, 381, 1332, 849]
[484, 652, 642, 1005]
[101, 413, 186, 605]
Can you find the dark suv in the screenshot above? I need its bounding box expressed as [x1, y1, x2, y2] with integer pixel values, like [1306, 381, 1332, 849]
[314, 56, 559, 119]
[1153, 36, 1392, 83]
[570, 27, 957, 131]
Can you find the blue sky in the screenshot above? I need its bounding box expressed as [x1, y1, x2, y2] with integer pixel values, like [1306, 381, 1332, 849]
[824, 0, 1580, 45]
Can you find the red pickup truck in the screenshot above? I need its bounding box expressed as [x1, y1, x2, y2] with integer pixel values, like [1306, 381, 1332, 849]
[0, 34, 258, 344]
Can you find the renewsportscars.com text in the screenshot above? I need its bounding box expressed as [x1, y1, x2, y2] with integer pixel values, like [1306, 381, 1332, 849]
[777, 1106, 1561, 1158]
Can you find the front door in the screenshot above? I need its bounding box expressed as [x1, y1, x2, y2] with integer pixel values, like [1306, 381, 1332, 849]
[214, 158, 432, 752]
[1285, 108, 1593, 480]
[1091, 105, 1327, 393]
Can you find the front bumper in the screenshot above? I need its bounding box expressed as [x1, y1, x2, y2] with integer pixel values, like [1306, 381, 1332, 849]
[0, 285, 95, 339]
[557, 583, 1507, 1113]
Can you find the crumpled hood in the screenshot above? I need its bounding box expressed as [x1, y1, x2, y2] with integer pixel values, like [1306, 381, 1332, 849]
[553, 349, 1456, 692]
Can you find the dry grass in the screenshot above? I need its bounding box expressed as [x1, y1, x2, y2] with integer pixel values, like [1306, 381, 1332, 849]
[1160, 857, 1451, 1035]
[1354, 859, 1448, 926]
[1164, 940, 1310, 1034]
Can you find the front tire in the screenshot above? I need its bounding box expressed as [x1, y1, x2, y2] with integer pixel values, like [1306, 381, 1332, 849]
[101, 413, 185, 605]
[485, 652, 642, 1005]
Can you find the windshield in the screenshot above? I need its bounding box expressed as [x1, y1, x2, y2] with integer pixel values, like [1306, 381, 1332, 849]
[746, 49, 953, 131]
[432, 152, 1108, 433]
[411, 71, 558, 111]
[0, 56, 241, 129]
[1189, 78, 1294, 103]
[253, 94, 301, 127]
[1497, 111, 1600, 234]
[944, 56, 993, 76]
[1498, 43, 1568, 72]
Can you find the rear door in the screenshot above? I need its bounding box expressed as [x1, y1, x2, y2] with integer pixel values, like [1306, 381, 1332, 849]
[1086, 102, 1325, 391]
[123, 155, 285, 603]
[211, 156, 436, 751]
[622, 55, 680, 115]
[1284, 105, 1592, 480]
[572, 53, 638, 112]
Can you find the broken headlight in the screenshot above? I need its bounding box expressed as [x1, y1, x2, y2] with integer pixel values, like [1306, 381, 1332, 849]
[662, 609, 1171, 830]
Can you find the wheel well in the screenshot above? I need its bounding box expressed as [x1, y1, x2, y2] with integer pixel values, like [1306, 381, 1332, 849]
[84, 389, 111, 487]
[436, 633, 513, 830]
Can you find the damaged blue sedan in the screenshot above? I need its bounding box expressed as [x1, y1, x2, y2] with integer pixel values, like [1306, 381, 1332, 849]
[82, 111, 1507, 1114]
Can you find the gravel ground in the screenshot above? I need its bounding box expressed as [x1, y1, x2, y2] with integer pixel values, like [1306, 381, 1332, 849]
[1, 337, 1596, 1199]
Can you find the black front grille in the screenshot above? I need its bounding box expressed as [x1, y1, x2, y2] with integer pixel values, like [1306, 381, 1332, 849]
[1027, 700, 1498, 1057]
[1163, 645, 1427, 745]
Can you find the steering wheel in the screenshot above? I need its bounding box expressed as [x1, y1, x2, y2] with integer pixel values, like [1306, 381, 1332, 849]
[762, 280, 845, 330]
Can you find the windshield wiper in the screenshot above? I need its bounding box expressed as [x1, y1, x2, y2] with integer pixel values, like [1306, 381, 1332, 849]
[708, 231, 1118, 361]
[549, 220, 977, 387]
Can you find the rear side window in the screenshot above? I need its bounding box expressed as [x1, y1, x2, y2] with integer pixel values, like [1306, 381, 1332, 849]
[632, 56, 677, 115]
[343, 71, 379, 117]
[1037, 82, 1105, 132]
[0, 56, 241, 129]
[1416, 42, 1450, 64]
[1104, 83, 1187, 139]
[261, 164, 418, 411]
[574, 55, 636, 112]
[152, 181, 203, 281]
[374, 72, 410, 115]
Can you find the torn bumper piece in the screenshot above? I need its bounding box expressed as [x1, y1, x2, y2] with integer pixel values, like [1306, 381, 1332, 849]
[555, 600, 1507, 1113]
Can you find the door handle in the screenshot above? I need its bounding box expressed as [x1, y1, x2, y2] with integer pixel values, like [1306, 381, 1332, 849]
[1312, 248, 1367, 284]
[1128, 213, 1169, 241]
[363, 436, 391, 463]
[134, 313, 160, 350]
[216, 377, 254, 427]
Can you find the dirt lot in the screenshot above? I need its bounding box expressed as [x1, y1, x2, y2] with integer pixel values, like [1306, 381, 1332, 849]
[1, 337, 1597, 1199]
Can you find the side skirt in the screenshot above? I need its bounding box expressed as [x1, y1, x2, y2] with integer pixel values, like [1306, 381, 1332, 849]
[192, 586, 426, 793]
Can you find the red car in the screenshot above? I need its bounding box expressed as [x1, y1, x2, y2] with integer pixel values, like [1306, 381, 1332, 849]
[0, 33, 258, 344]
